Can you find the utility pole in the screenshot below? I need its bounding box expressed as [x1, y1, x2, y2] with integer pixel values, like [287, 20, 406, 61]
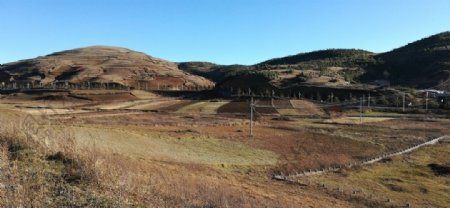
[250, 96, 254, 137]
[368, 93, 371, 108]
[403, 93, 406, 112]
[360, 96, 363, 123]
[425, 91, 429, 111]
[363, 94, 365, 107]
[271, 90, 274, 107]
[396, 96, 399, 108]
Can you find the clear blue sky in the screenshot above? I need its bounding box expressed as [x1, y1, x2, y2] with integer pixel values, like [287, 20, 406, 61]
[1, 0, 449, 65]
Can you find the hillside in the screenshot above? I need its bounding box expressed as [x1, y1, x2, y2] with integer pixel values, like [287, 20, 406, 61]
[2, 32, 450, 92]
[0, 46, 214, 89]
[205, 32, 450, 91]
[178, 62, 250, 83]
[259, 49, 376, 68]
[179, 49, 380, 93]
[367, 32, 450, 89]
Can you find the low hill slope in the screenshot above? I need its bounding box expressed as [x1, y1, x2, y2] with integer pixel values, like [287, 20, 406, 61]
[0, 46, 214, 89]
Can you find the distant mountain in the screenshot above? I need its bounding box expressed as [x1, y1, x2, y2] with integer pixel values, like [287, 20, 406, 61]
[190, 32, 450, 91]
[0, 46, 214, 89]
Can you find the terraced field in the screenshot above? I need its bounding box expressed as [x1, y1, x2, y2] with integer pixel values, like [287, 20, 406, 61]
[175, 101, 230, 114]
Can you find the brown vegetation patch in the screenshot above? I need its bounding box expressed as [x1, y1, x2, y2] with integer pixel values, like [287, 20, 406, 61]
[217, 101, 278, 114]
[217, 101, 249, 113]
[428, 163, 450, 176]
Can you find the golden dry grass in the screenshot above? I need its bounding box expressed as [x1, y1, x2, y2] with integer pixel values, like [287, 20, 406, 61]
[0, 98, 448, 207]
[0, 106, 352, 207]
[71, 125, 278, 165]
[175, 101, 230, 114]
[323, 116, 393, 124]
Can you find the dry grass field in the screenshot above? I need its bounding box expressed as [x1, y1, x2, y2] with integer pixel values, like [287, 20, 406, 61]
[304, 143, 450, 208]
[0, 91, 449, 207]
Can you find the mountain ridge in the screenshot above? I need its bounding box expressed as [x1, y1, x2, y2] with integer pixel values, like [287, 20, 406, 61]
[1, 32, 450, 91]
[183, 31, 450, 91]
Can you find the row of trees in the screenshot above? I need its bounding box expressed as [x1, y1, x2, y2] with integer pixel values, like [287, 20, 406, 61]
[0, 81, 214, 92]
[225, 87, 449, 109]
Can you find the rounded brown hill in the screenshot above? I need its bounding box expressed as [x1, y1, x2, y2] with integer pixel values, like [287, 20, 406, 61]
[0, 46, 214, 89]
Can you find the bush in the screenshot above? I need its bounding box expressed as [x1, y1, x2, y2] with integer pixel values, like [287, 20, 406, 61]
[296, 73, 308, 82]
[225, 70, 279, 81]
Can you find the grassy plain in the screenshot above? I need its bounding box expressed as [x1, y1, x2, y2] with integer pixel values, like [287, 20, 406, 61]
[0, 91, 448, 207]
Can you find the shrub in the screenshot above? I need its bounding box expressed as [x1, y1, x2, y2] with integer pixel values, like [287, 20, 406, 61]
[225, 70, 279, 81]
[296, 72, 308, 82]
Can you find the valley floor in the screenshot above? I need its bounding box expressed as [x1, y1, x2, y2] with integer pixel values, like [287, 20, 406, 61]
[0, 91, 449, 207]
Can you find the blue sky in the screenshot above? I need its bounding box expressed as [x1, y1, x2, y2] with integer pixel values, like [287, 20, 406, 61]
[1, 0, 449, 65]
